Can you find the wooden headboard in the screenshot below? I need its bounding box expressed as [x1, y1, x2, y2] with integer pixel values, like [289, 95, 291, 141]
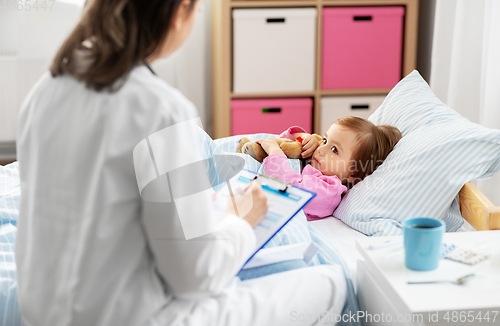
[459, 182, 500, 230]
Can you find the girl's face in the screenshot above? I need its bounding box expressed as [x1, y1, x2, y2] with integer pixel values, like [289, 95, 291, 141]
[155, 0, 202, 59]
[309, 124, 358, 184]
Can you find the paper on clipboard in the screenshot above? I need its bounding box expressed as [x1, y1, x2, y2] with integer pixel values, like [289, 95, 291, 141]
[212, 169, 316, 267]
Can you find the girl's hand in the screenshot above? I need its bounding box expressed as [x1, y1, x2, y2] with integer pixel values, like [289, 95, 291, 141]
[300, 134, 320, 158]
[257, 138, 284, 156]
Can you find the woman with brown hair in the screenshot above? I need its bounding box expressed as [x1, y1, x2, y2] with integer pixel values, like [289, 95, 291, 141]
[15, 0, 347, 325]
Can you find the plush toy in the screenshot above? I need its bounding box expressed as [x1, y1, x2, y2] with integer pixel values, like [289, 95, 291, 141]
[235, 134, 323, 163]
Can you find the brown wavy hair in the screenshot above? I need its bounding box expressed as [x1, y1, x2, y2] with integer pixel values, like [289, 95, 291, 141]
[50, 0, 197, 92]
[335, 116, 402, 185]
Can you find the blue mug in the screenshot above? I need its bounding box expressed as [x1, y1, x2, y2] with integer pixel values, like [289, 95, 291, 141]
[403, 217, 446, 271]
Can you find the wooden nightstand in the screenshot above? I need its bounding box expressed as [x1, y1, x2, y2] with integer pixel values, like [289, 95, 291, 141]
[356, 231, 500, 326]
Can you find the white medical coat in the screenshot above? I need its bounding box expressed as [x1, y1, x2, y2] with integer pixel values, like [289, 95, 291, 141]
[16, 65, 346, 326]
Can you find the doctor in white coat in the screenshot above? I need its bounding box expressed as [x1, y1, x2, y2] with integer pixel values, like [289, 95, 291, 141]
[15, 0, 346, 325]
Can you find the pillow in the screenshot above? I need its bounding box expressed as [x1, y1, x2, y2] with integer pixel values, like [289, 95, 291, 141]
[333, 70, 500, 236]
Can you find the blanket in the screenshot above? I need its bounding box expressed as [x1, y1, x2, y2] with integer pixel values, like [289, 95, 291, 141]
[0, 132, 361, 326]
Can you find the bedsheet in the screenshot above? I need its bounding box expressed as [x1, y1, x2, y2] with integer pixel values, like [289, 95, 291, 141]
[309, 218, 368, 287]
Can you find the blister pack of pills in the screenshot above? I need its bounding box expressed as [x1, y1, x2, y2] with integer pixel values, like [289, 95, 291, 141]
[444, 247, 491, 265]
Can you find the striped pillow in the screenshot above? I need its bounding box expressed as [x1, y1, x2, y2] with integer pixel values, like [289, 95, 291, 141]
[333, 70, 500, 236]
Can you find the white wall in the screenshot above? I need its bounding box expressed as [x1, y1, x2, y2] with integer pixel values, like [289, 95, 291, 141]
[429, 0, 500, 205]
[0, 0, 84, 160]
[0, 0, 213, 160]
[151, 0, 213, 135]
[416, 0, 436, 83]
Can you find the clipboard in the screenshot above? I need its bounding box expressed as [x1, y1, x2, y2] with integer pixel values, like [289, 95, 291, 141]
[217, 169, 316, 269]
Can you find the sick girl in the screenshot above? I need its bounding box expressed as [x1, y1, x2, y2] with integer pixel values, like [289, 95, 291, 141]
[259, 116, 402, 220]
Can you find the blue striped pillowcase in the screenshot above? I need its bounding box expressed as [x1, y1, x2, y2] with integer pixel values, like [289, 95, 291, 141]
[333, 70, 500, 236]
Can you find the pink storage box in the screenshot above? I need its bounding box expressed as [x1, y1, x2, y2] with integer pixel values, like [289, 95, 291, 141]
[231, 98, 313, 135]
[322, 6, 405, 89]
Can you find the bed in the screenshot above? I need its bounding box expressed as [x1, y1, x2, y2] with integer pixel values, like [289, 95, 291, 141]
[1, 71, 500, 325]
[1, 161, 498, 326]
[458, 182, 500, 231]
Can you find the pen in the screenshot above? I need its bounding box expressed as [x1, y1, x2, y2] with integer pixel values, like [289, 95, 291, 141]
[226, 182, 241, 216]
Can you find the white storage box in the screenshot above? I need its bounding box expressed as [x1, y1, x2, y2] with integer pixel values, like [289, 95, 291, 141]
[320, 95, 385, 135]
[232, 8, 317, 94]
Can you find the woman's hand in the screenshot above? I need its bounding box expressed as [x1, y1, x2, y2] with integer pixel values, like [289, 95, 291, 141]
[299, 134, 320, 158]
[257, 138, 284, 156]
[227, 181, 268, 228]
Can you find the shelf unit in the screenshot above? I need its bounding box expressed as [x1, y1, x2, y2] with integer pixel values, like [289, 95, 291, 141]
[211, 0, 419, 139]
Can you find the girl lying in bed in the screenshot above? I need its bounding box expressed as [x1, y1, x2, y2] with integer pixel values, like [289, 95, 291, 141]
[257, 116, 402, 221]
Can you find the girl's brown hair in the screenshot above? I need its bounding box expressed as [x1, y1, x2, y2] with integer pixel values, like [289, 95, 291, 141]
[335, 116, 402, 185]
[50, 0, 197, 92]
